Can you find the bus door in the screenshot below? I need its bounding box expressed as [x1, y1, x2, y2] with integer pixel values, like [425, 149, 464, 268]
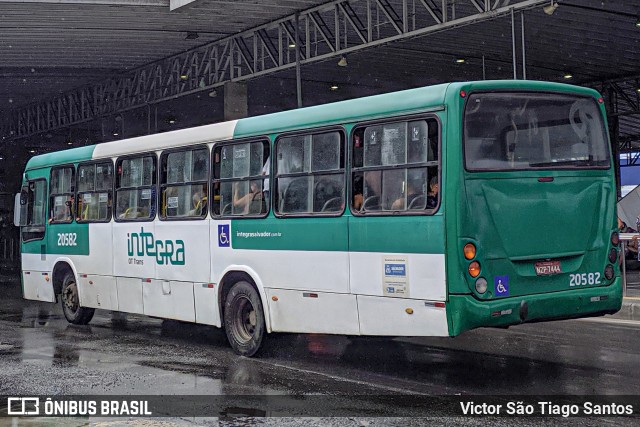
[19, 178, 54, 302]
[112, 154, 157, 315]
[152, 146, 211, 323]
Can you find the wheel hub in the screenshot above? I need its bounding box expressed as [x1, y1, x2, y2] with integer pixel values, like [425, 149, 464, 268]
[63, 282, 78, 312]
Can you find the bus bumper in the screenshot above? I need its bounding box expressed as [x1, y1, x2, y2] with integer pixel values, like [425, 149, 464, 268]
[447, 277, 623, 336]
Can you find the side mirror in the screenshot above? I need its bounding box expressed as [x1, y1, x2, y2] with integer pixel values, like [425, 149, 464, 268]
[14, 193, 22, 227]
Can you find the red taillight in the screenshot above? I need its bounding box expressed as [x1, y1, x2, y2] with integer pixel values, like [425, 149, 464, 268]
[611, 232, 620, 246]
[460, 90, 467, 98]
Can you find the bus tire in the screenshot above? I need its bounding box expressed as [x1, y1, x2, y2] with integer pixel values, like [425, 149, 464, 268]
[223, 280, 265, 357]
[61, 272, 94, 325]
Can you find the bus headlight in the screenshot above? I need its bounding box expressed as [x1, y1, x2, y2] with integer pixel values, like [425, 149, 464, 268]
[475, 277, 487, 294]
[608, 248, 617, 264]
[604, 264, 614, 280]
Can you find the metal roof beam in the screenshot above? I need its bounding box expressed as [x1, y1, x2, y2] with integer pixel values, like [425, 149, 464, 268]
[10, 0, 168, 5]
[1, 0, 547, 140]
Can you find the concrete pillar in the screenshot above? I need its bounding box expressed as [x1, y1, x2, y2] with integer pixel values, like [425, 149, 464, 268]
[224, 82, 248, 121]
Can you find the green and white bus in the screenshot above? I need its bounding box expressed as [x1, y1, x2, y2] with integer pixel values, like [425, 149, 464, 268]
[16, 80, 622, 356]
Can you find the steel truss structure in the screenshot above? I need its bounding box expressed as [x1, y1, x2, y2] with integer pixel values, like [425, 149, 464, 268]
[595, 78, 640, 160]
[1, 0, 546, 140]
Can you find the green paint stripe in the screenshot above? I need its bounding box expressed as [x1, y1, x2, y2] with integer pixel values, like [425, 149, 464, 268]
[25, 145, 96, 171]
[231, 214, 445, 253]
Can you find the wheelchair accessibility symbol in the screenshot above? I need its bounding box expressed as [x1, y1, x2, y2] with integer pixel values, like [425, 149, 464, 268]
[494, 275, 509, 296]
[218, 224, 230, 247]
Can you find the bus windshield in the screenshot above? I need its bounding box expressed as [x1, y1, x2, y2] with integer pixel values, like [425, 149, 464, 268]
[464, 92, 610, 171]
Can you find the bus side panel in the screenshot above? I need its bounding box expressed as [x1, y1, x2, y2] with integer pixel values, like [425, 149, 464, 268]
[112, 222, 156, 279]
[224, 218, 350, 293]
[116, 277, 144, 314]
[348, 215, 446, 300]
[266, 288, 359, 334]
[357, 295, 448, 336]
[143, 280, 195, 322]
[77, 223, 113, 276]
[349, 252, 446, 300]
[22, 269, 55, 302]
[194, 283, 221, 326]
[78, 274, 118, 311]
[155, 220, 210, 283]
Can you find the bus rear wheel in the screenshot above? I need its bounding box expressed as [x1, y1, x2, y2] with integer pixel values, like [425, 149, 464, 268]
[61, 272, 95, 325]
[223, 281, 265, 357]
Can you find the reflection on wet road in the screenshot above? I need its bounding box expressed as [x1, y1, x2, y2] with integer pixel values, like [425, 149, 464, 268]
[0, 279, 639, 425]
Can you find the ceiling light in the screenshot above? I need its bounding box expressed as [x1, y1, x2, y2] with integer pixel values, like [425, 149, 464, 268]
[330, 84, 339, 91]
[288, 42, 296, 48]
[0, 156, 4, 160]
[208, 89, 218, 98]
[67, 141, 73, 145]
[29, 149, 35, 154]
[180, 74, 188, 80]
[168, 118, 176, 124]
[636, 17, 640, 27]
[455, 58, 466, 63]
[185, 31, 199, 40]
[543, 1, 558, 16]
[337, 55, 347, 67]
[563, 72, 573, 79]
[113, 132, 119, 136]
[636, 87, 640, 93]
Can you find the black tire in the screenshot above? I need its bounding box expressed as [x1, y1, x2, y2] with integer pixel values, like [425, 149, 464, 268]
[61, 272, 95, 325]
[223, 281, 266, 357]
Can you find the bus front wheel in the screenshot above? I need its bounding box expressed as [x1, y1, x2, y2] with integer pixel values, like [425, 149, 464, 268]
[223, 281, 265, 357]
[61, 272, 95, 325]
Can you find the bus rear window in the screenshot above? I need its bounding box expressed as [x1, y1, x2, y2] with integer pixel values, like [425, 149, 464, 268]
[463, 92, 610, 171]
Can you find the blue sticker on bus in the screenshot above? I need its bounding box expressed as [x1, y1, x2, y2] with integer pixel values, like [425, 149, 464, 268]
[218, 224, 230, 247]
[494, 276, 509, 297]
[384, 264, 406, 277]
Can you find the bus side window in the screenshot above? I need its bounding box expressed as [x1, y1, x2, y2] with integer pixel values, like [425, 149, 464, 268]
[212, 140, 269, 218]
[160, 146, 209, 220]
[352, 117, 439, 214]
[49, 166, 75, 224]
[115, 154, 157, 221]
[77, 162, 113, 223]
[275, 130, 345, 216]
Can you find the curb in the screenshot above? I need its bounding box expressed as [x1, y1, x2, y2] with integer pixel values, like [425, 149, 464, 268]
[612, 298, 640, 321]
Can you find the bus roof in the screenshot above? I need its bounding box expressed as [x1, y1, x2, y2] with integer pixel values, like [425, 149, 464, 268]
[24, 80, 600, 172]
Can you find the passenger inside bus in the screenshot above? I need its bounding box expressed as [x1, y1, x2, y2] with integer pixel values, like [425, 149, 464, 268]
[426, 176, 439, 209]
[233, 180, 263, 214]
[190, 186, 207, 216]
[391, 180, 425, 210]
[49, 198, 73, 223]
[353, 171, 382, 211]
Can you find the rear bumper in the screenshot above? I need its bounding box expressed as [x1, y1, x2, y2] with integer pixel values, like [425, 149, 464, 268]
[447, 277, 623, 336]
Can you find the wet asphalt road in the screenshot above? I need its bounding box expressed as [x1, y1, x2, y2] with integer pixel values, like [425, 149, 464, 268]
[0, 276, 639, 426]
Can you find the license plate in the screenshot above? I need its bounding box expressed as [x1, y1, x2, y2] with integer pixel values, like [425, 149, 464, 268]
[535, 261, 562, 276]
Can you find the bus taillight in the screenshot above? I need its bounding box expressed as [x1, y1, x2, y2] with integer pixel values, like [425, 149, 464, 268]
[463, 243, 476, 260]
[468, 261, 481, 278]
[604, 265, 614, 280]
[611, 232, 619, 246]
[475, 277, 487, 294]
